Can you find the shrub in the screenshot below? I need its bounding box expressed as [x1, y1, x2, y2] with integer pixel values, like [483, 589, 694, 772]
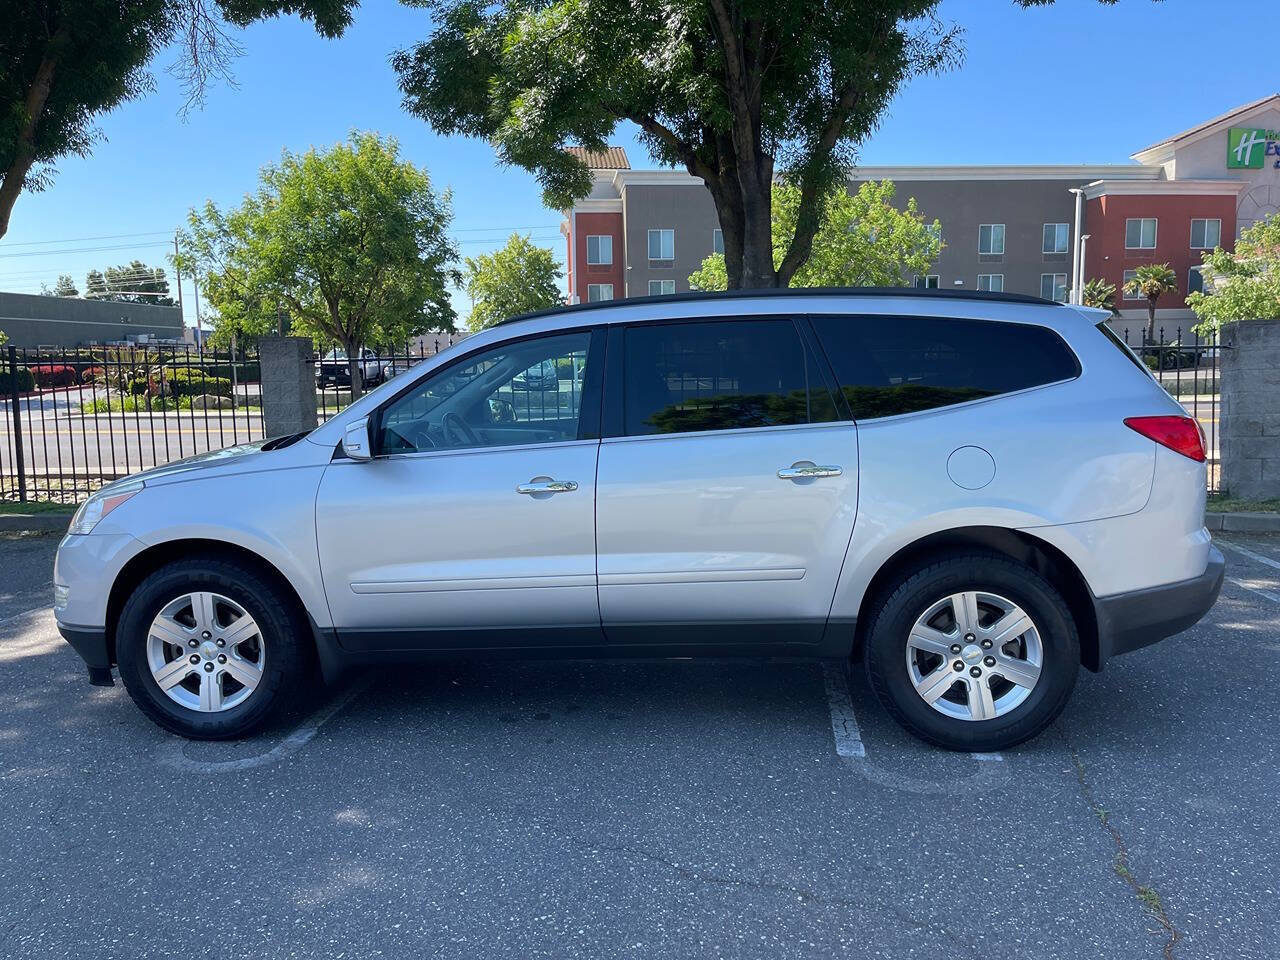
[0, 366, 35, 394]
[81, 366, 107, 384]
[164, 367, 233, 398]
[31, 364, 78, 388]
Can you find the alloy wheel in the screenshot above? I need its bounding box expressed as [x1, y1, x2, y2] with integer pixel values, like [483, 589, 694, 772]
[145, 591, 265, 713]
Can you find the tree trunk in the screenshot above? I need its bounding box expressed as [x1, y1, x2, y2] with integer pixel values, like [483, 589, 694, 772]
[1146, 300, 1157, 344]
[0, 29, 69, 241]
[344, 339, 364, 399]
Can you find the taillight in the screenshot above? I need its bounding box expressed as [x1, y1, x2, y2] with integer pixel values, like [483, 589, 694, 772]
[1124, 415, 1206, 462]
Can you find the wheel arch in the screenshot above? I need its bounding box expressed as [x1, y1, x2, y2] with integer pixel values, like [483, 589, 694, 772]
[850, 526, 1102, 671]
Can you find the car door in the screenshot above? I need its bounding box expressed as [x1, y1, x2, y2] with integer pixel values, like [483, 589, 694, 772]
[315, 328, 605, 652]
[594, 316, 859, 649]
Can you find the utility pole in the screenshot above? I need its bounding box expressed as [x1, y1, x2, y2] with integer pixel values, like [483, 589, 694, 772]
[172, 233, 187, 339]
[193, 277, 205, 361]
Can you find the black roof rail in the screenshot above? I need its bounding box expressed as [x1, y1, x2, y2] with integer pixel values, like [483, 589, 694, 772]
[496, 286, 1065, 326]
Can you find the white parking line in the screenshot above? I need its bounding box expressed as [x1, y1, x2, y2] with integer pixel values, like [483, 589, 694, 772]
[0, 605, 50, 629]
[1226, 576, 1280, 605]
[821, 660, 865, 758]
[1218, 539, 1280, 573]
[970, 752, 1004, 761]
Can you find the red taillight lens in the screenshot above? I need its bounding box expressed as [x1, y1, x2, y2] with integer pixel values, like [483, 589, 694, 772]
[1124, 415, 1206, 462]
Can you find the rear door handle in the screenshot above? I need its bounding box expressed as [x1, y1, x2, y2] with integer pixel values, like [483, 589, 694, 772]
[777, 462, 843, 480]
[516, 478, 579, 495]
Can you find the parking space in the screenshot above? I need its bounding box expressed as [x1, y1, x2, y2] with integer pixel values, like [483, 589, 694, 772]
[1, 533, 1277, 959]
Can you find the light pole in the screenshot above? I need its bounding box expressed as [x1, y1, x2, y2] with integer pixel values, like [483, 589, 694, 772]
[1078, 234, 1091, 303]
[1068, 187, 1085, 304]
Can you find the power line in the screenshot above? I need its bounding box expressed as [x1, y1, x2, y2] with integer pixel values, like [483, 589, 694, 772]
[0, 240, 172, 259]
[0, 229, 173, 248]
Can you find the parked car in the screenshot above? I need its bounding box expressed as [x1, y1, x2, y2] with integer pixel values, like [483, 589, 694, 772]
[54, 289, 1223, 750]
[511, 358, 559, 391]
[315, 348, 388, 387]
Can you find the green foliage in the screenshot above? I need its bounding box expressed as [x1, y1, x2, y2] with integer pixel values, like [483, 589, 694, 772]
[689, 180, 942, 291]
[1188, 213, 1280, 334]
[177, 132, 460, 391]
[0, 1, 357, 240]
[0, 365, 34, 394]
[39, 274, 79, 297]
[394, 0, 961, 288]
[85, 261, 173, 305]
[464, 233, 563, 330]
[1123, 263, 1178, 341]
[1082, 277, 1118, 315]
[127, 368, 232, 398]
[0, 329, 7, 347]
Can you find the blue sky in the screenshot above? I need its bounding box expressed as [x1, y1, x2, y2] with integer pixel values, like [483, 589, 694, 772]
[0, 0, 1275, 328]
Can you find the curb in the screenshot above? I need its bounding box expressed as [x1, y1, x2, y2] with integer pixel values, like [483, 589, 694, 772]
[1205, 512, 1280, 533]
[0, 513, 72, 534]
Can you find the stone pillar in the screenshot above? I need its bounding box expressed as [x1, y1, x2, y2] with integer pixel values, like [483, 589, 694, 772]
[1219, 317, 1280, 499]
[258, 336, 317, 437]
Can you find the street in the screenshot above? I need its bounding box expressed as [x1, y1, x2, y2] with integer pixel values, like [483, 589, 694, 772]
[1, 532, 1277, 959]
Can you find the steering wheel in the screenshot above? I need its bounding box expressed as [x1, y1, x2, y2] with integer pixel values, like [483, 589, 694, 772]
[441, 411, 481, 447]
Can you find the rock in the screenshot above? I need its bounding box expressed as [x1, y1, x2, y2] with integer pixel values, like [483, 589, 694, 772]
[188, 394, 234, 410]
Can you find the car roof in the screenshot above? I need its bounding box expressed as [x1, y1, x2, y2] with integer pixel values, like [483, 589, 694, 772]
[497, 287, 1063, 328]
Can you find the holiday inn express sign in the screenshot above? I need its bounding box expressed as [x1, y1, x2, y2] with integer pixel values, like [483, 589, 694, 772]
[1228, 127, 1280, 169]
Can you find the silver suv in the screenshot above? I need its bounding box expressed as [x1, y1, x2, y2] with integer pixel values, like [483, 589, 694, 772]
[54, 290, 1224, 750]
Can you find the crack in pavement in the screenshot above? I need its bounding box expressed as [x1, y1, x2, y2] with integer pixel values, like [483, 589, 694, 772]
[562, 834, 982, 955]
[1067, 743, 1181, 960]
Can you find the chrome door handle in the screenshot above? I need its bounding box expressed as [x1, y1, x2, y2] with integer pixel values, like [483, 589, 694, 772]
[777, 462, 843, 480]
[516, 478, 579, 495]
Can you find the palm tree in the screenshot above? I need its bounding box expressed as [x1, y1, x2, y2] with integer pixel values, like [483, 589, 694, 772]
[1122, 264, 1178, 343]
[1081, 277, 1118, 316]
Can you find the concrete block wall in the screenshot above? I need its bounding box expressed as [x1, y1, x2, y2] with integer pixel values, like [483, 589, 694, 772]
[1219, 317, 1280, 499]
[259, 336, 318, 437]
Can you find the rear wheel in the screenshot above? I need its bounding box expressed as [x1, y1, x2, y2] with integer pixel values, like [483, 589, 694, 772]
[864, 553, 1080, 751]
[116, 557, 309, 739]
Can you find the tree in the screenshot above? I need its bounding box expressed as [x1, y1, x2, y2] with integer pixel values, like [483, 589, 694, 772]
[83, 261, 172, 304]
[395, 0, 1117, 290]
[1081, 277, 1117, 315]
[1122, 263, 1178, 343]
[177, 132, 460, 395]
[0, 0, 357, 241]
[1188, 213, 1280, 335]
[688, 179, 940, 291]
[39, 273, 78, 296]
[464, 233, 563, 330]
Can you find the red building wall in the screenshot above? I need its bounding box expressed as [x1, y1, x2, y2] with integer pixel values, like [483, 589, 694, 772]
[1084, 193, 1237, 310]
[571, 211, 624, 303]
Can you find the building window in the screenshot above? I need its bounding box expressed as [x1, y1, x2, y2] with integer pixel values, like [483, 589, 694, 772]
[1042, 223, 1069, 254]
[1040, 273, 1069, 303]
[1125, 218, 1157, 250]
[977, 274, 1004, 292]
[586, 235, 612, 266]
[1188, 266, 1206, 295]
[648, 279, 676, 296]
[587, 283, 613, 302]
[712, 229, 724, 255]
[978, 224, 1005, 255]
[648, 229, 675, 261]
[1122, 269, 1144, 300]
[1190, 219, 1221, 249]
[913, 275, 940, 289]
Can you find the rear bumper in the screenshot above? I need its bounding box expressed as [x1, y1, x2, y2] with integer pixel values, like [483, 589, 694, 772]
[57, 623, 114, 686]
[1094, 545, 1225, 664]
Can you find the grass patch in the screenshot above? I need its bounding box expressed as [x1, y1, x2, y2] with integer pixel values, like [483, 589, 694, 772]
[1206, 497, 1280, 514]
[0, 500, 76, 514]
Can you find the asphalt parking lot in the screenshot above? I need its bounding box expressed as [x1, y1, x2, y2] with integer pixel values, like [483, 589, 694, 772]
[1, 533, 1277, 959]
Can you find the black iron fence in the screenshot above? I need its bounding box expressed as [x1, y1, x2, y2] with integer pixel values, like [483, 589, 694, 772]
[1115, 323, 1221, 494]
[1, 344, 264, 504]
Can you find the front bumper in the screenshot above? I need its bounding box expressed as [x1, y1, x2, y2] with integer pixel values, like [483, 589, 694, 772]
[57, 624, 113, 686]
[1094, 545, 1225, 663]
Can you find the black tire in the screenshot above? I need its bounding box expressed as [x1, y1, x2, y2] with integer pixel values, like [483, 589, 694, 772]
[116, 556, 310, 740]
[864, 553, 1080, 752]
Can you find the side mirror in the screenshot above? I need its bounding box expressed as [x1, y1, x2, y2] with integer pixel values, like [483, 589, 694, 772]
[343, 416, 373, 461]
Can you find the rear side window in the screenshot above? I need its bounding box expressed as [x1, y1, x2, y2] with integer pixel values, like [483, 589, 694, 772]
[1094, 321, 1155, 379]
[810, 315, 1079, 420]
[622, 319, 837, 436]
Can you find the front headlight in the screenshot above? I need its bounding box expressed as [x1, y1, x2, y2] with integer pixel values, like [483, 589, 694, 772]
[68, 479, 145, 535]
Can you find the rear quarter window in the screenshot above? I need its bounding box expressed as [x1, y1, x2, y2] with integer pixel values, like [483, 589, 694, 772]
[810, 314, 1080, 420]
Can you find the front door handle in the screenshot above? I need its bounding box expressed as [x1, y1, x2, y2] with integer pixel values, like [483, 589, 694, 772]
[778, 462, 843, 480]
[516, 477, 579, 495]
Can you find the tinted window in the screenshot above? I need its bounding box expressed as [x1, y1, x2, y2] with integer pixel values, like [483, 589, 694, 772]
[623, 319, 837, 436]
[378, 331, 592, 453]
[810, 315, 1079, 420]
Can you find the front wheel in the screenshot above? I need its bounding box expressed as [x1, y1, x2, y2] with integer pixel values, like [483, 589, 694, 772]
[864, 553, 1080, 751]
[116, 556, 310, 739]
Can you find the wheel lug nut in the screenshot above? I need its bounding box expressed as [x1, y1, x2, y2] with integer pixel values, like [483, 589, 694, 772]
[964, 634, 975, 642]
[216, 638, 225, 647]
[969, 666, 982, 678]
[188, 639, 197, 648]
[217, 654, 227, 664]
[203, 662, 214, 672]
[950, 644, 962, 654]
[953, 661, 964, 672]
[202, 631, 212, 639]
[981, 639, 992, 649]
[189, 654, 200, 664]
[984, 656, 996, 667]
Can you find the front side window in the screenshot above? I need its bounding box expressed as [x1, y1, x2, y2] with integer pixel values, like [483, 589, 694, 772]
[978, 224, 1005, 255]
[377, 331, 592, 454]
[1125, 218, 1157, 249]
[810, 315, 1080, 420]
[1042, 223, 1069, 254]
[586, 235, 612, 265]
[622, 319, 836, 437]
[1190, 218, 1220, 249]
[647, 229, 675, 261]
[587, 283, 613, 302]
[1040, 273, 1068, 302]
[977, 274, 1004, 292]
[648, 279, 675, 296]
